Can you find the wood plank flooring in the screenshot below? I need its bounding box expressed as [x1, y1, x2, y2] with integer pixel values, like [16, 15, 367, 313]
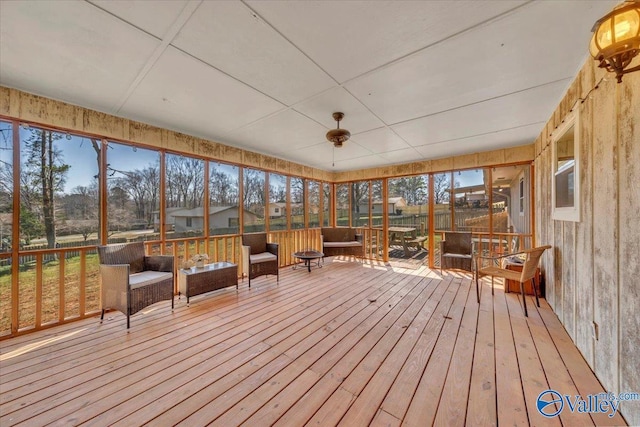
[0, 259, 627, 426]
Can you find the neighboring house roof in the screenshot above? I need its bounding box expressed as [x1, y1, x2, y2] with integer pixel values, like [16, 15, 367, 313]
[152, 206, 187, 215]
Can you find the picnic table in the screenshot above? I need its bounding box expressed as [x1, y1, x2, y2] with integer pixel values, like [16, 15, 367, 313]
[389, 227, 427, 257]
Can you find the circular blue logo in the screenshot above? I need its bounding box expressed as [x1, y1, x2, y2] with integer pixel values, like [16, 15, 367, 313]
[537, 390, 564, 417]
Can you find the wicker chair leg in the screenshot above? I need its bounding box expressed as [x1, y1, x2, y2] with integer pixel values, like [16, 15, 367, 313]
[100, 309, 105, 323]
[520, 281, 528, 317]
[127, 311, 131, 329]
[532, 278, 540, 307]
[475, 274, 480, 303]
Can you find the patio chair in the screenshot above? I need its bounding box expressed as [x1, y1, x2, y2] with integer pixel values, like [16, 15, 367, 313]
[242, 233, 279, 287]
[475, 245, 551, 316]
[440, 231, 473, 273]
[97, 241, 174, 329]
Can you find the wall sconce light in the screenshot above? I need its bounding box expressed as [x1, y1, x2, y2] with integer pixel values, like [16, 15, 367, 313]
[590, 1, 640, 83]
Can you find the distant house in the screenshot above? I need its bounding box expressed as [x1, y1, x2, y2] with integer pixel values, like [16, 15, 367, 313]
[154, 206, 258, 232]
[268, 202, 287, 218]
[268, 202, 307, 218]
[359, 197, 407, 215]
[153, 206, 184, 231]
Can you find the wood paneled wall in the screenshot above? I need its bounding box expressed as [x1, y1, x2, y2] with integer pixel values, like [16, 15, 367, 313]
[534, 60, 639, 425]
[0, 86, 534, 182]
[0, 87, 333, 183]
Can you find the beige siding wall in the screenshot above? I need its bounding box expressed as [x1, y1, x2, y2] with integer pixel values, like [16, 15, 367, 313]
[534, 61, 639, 425]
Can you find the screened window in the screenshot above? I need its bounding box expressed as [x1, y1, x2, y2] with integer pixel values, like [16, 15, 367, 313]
[165, 154, 204, 238]
[107, 142, 160, 242]
[243, 168, 265, 232]
[322, 183, 331, 227]
[269, 173, 287, 231]
[0, 121, 12, 253]
[308, 180, 320, 228]
[351, 181, 369, 228]
[209, 162, 239, 235]
[433, 172, 452, 231]
[291, 177, 305, 229]
[0, 121, 12, 335]
[336, 184, 349, 226]
[20, 126, 100, 248]
[454, 169, 489, 233]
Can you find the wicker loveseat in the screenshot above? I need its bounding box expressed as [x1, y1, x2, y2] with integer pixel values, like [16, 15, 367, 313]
[97, 242, 174, 329]
[321, 227, 364, 258]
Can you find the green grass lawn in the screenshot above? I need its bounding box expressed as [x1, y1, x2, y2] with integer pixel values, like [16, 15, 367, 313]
[0, 253, 101, 334]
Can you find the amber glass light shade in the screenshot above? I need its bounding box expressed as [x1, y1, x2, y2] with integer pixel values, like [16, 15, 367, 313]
[590, 2, 640, 83]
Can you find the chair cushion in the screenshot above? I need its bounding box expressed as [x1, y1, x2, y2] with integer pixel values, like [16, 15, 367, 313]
[442, 252, 472, 259]
[249, 252, 277, 264]
[129, 271, 173, 289]
[323, 241, 362, 248]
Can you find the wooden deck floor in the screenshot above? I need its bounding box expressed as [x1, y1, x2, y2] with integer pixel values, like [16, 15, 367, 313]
[0, 259, 627, 426]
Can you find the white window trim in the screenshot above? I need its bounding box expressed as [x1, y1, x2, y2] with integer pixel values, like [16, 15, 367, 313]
[551, 109, 580, 222]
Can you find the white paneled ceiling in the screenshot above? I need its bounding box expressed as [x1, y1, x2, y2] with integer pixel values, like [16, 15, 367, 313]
[0, 0, 618, 172]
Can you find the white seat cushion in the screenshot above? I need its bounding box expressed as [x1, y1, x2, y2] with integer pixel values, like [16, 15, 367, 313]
[442, 252, 471, 259]
[250, 252, 277, 264]
[129, 271, 173, 289]
[323, 241, 362, 248]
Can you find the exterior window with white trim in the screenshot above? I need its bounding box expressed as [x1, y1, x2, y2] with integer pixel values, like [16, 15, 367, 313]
[519, 178, 525, 215]
[552, 109, 580, 222]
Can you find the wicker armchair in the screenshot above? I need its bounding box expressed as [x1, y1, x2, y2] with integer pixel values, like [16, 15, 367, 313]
[475, 245, 551, 316]
[97, 242, 174, 329]
[440, 231, 474, 273]
[242, 233, 279, 287]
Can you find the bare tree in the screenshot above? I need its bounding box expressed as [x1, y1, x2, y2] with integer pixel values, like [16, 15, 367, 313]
[166, 155, 204, 209]
[289, 177, 304, 218]
[62, 184, 99, 241]
[433, 174, 451, 205]
[243, 169, 265, 214]
[210, 169, 238, 206]
[22, 129, 69, 248]
[351, 181, 369, 213]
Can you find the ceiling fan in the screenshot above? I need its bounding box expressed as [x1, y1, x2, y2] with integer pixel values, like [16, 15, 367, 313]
[326, 112, 350, 148]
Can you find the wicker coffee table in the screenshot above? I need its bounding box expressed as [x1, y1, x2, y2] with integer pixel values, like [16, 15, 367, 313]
[178, 261, 238, 304]
[293, 250, 324, 273]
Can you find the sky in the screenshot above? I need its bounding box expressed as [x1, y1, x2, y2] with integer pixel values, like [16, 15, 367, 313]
[19, 127, 158, 193]
[13, 124, 488, 195]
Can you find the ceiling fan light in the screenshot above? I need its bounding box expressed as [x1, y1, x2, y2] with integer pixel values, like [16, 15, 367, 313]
[326, 112, 350, 147]
[326, 128, 351, 145]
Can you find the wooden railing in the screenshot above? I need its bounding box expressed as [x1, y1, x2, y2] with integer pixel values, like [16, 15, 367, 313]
[0, 228, 531, 339]
[0, 229, 323, 339]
